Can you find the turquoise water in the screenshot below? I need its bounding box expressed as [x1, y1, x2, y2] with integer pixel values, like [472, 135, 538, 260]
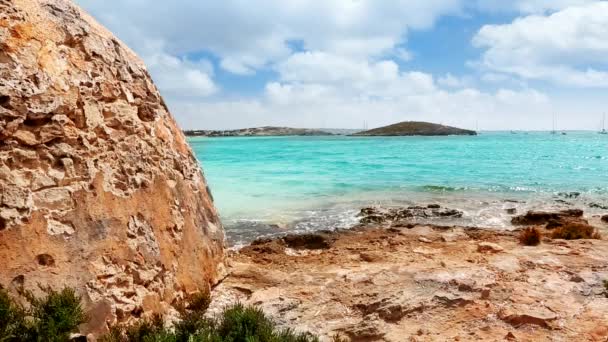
[190, 132, 608, 245]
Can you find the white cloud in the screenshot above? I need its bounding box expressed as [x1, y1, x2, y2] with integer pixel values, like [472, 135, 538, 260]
[146, 53, 217, 98]
[75, 0, 608, 131]
[438, 73, 472, 88]
[475, 0, 598, 14]
[275, 52, 438, 100]
[170, 62, 553, 131]
[473, 2, 608, 87]
[77, 0, 462, 74]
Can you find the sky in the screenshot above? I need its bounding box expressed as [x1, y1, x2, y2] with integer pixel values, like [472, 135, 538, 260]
[75, 0, 608, 131]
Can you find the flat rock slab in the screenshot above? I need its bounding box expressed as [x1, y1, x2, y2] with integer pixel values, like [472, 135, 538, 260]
[212, 223, 608, 341]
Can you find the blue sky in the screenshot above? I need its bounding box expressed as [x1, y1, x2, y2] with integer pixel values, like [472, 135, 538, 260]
[76, 0, 608, 131]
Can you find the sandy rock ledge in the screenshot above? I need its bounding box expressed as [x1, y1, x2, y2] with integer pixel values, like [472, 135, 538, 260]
[212, 223, 608, 341]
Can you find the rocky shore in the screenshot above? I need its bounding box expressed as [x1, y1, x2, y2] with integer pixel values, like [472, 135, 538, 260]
[211, 206, 608, 341]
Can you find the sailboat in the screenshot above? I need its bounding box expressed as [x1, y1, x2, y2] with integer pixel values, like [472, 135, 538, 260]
[550, 113, 557, 135]
[600, 114, 607, 135]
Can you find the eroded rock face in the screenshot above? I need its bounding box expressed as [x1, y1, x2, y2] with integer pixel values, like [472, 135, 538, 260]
[0, 0, 224, 335]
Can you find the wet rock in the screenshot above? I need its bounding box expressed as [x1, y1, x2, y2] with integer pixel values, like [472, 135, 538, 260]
[558, 192, 580, 199]
[506, 208, 517, 215]
[242, 239, 285, 255]
[358, 206, 463, 226]
[590, 203, 608, 210]
[511, 209, 584, 225]
[436, 209, 463, 217]
[477, 242, 504, 253]
[282, 232, 335, 250]
[602, 215, 608, 223]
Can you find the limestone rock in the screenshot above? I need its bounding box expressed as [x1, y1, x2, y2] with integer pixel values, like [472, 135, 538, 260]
[499, 307, 558, 328]
[0, 0, 224, 336]
[477, 242, 504, 253]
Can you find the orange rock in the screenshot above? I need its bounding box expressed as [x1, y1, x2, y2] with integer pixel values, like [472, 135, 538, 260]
[0, 0, 224, 337]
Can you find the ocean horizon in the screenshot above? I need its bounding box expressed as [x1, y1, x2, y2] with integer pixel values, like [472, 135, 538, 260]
[191, 131, 608, 246]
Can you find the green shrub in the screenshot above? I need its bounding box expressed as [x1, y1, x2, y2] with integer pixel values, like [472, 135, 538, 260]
[0, 287, 86, 342]
[0, 288, 28, 341]
[2, 287, 319, 342]
[103, 293, 319, 342]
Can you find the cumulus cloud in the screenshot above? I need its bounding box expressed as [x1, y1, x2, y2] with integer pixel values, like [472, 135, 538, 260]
[146, 53, 217, 98]
[77, 0, 462, 74]
[170, 63, 552, 131]
[473, 2, 608, 87]
[76, 0, 607, 130]
[475, 0, 598, 14]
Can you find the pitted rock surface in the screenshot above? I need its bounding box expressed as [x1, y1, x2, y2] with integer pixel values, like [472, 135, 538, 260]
[0, 0, 224, 335]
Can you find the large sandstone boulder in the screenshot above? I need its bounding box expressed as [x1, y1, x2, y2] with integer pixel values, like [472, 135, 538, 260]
[0, 0, 224, 335]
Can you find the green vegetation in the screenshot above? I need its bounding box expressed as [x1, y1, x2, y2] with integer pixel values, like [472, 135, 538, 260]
[518, 227, 541, 246]
[0, 287, 86, 342]
[103, 300, 319, 342]
[1, 288, 320, 342]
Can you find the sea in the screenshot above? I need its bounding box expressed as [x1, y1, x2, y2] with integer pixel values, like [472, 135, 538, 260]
[189, 132, 608, 246]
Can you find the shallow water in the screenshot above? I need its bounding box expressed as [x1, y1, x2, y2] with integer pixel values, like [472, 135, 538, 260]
[189, 132, 608, 245]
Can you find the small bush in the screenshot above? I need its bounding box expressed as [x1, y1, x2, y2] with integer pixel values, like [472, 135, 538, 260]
[551, 223, 601, 240]
[2, 287, 320, 342]
[519, 227, 541, 246]
[103, 294, 319, 342]
[0, 288, 28, 341]
[0, 287, 86, 342]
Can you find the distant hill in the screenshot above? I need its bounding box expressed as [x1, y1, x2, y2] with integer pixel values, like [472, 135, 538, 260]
[352, 121, 477, 136]
[184, 126, 335, 137]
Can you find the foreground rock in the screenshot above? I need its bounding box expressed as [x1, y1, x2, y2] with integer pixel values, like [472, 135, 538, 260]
[212, 220, 608, 341]
[184, 126, 334, 137]
[352, 121, 477, 136]
[0, 0, 224, 336]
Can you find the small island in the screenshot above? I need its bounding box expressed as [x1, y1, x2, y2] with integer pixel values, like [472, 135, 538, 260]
[184, 126, 334, 137]
[352, 121, 477, 136]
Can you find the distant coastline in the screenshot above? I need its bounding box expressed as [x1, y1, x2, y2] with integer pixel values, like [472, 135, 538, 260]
[184, 122, 478, 137]
[352, 121, 477, 136]
[184, 126, 337, 137]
